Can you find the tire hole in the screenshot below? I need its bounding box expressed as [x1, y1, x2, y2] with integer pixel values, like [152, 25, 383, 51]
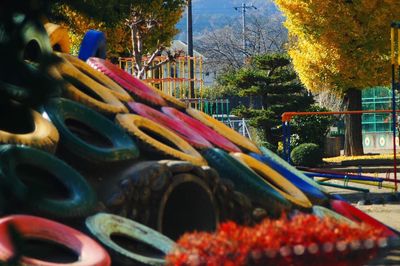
[110, 233, 165, 259]
[161, 180, 216, 240]
[23, 40, 42, 62]
[17, 164, 70, 200]
[65, 118, 113, 148]
[53, 43, 62, 52]
[140, 127, 182, 151]
[23, 238, 78, 263]
[63, 75, 104, 102]
[0, 104, 35, 134]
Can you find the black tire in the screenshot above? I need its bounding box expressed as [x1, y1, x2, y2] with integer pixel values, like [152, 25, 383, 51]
[86, 213, 174, 266]
[201, 148, 292, 218]
[0, 145, 96, 218]
[101, 160, 255, 238]
[44, 98, 139, 164]
[0, 19, 60, 107]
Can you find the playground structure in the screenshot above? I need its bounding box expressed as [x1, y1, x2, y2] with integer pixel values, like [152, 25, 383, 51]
[282, 109, 399, 192]
[118, 55, 204, 107]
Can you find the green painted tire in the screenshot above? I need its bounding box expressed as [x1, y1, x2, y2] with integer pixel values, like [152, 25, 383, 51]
[86, 213, 175, 266]
[45, 98, 139, 163]
[0, 145, 96, 218]
[201, 148, 291, 217]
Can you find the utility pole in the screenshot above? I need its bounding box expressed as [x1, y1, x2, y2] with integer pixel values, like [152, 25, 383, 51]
[187, 0, 194, 99]
[234, 3, 257, 63]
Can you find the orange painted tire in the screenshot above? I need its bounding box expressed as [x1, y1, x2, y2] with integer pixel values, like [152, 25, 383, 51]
[186, 108, 261, 154]
[231, 152, 312, 208]
[0, 215, 111, 266]
[44, 23, 70, 53]
[116, 114, 207, 166]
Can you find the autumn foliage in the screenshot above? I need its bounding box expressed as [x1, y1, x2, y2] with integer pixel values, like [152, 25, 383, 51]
[274, 0, 400, 95]
[51, 4, 130, 58]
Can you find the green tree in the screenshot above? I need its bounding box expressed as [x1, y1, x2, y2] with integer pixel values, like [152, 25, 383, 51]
[275, 0, 400, 155]
[216, 53, 314, 146]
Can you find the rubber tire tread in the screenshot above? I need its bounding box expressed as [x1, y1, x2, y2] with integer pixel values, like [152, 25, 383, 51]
[186, 108, 261, 154]
[0, 145, 96, 218]
[86, 213, 173, 266]
[162, 107, 241, 152]
[78, 30, 106, 61]
[0, 107, 59, 153]
[232, 152, 312, 208]
[56, 57, 128, 115]
[45, 98, 139, 163]
[44, 23, 70, 53]
[201, 148, 291, 217]
[87, 57, 166, 106]
[116, 114, 206, 166]
[0, 215, 111, 266]
[129, 102, 212, 149]
[61, 53, 132, 102]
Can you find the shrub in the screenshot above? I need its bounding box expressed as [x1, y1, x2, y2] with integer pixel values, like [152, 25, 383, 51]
[291, 143, 322, 167]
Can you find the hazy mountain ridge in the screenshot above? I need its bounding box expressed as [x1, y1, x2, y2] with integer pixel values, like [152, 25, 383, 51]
[176, 0, 282, 40]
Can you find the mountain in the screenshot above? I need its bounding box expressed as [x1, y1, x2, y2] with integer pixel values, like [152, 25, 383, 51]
[176, 0, 282, 40]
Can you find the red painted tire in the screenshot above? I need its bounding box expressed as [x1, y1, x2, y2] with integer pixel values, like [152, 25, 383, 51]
[86, 57, 166, 106]
[0, 215, 111, 266]
[128, 102, 212, 149]
[162, 107, 241, 152]
[330, 199, 396, 237]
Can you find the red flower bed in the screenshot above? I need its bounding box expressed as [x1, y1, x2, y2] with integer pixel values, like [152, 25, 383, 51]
[167, 214, 391, 266]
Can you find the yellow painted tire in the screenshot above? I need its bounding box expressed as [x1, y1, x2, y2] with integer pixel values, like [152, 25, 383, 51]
[0, 109, 59, 153]
[186, 108, 261, 154]
[44, 23, 70, 53]
[231, 152, 312, 208]
[116, 114, 207, 166]
[60, 53, 132, 102]
[56, 58, 128, 115]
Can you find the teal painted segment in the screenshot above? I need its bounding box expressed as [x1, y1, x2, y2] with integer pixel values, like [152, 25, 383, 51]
[362, 87, 400, 133]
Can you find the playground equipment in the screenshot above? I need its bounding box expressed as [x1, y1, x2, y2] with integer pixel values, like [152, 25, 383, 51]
[282, 110, 400, 191]
[118, 55, 204, 105]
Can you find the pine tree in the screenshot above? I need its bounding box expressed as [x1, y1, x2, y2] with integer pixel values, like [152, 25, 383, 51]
[217, 53, 314, 146]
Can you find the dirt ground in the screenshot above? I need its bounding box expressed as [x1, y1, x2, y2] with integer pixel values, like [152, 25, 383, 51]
[323, 177, 400, 265]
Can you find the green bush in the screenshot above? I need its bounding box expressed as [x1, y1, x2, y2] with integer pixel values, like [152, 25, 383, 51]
[291, 143, 322, 167]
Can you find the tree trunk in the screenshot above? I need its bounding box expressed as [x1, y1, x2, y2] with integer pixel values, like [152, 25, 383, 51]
[343, 88, 364, 156]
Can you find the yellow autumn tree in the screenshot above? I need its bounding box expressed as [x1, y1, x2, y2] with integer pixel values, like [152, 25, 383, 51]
[275, 0, 400, 155]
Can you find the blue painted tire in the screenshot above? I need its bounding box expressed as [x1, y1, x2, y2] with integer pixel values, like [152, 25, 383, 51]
[78, 30, 106, 61]
[250, 147, 328, 205]
[45, 98, 139, 163]
[202, 148, 291, 217]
